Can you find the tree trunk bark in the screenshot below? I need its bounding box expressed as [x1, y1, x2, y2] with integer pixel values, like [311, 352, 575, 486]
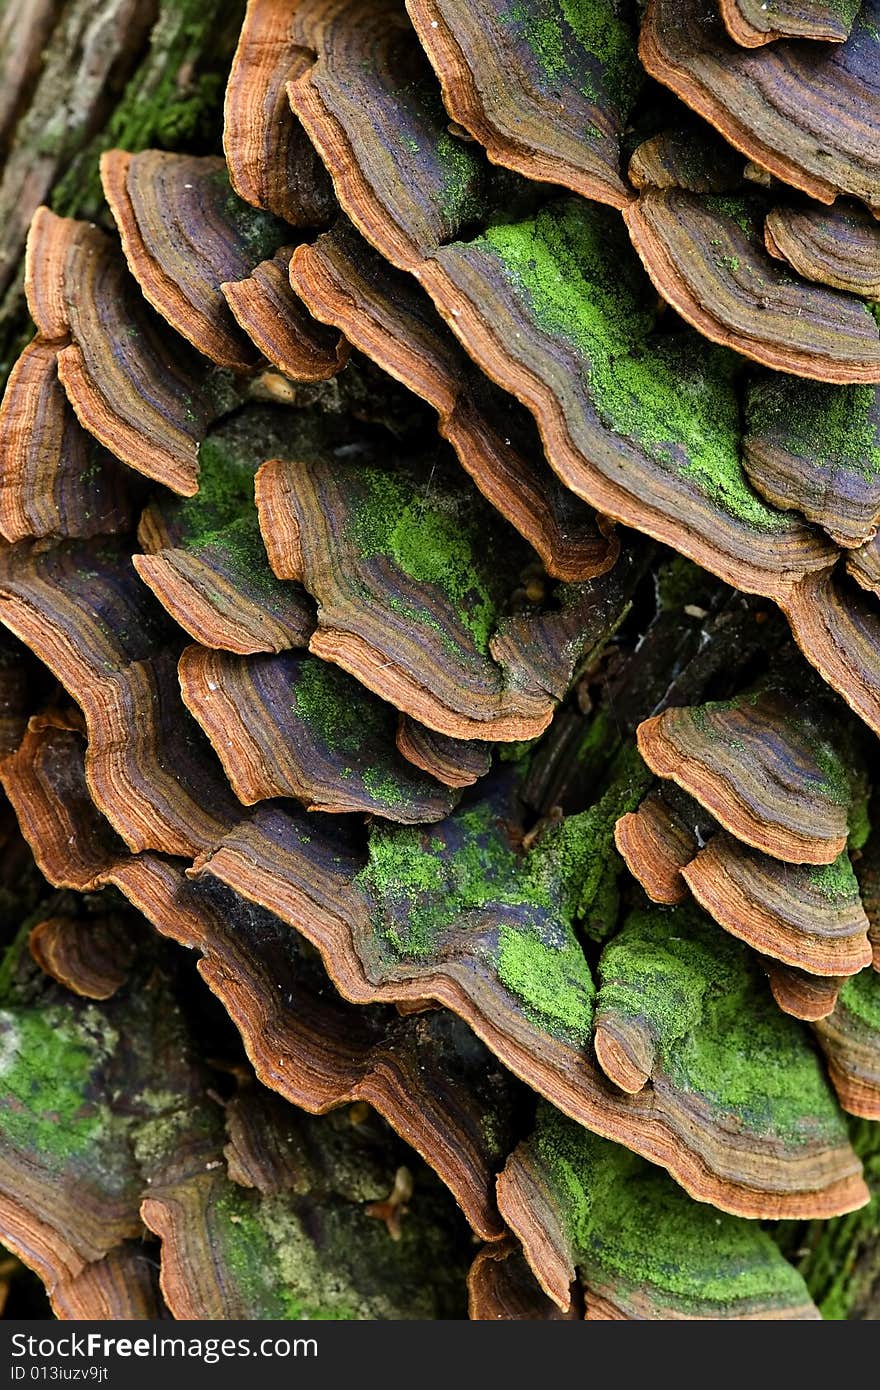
[0, 0, 245, 385]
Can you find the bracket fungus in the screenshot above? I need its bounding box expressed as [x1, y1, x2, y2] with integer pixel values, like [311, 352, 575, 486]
[497, 1104, 821, 1317]
[718, 0, 860, 46]
[406, 0, 641, 208]
[636, 685, 861, 864]
[641, 0, 880, 212]
[0, 0, 879, 1323]
[25, 208, 215, 497]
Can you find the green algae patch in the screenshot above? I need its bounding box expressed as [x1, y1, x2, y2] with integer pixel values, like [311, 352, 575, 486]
[523, 743, 651, 923]
[837, 967, 880, 1032]
[504, 0, 642, 119]
[525, 1103, 813, 1315]
[747, 378, 880, 484]
[50, 0, 246, 220]
[205, 1185, 358, 1320]
[496, 929, 593, 1041]
[805, 853, 862, 904]
[477, 200, 788, 534]
[597, 904, 848, 1145]
[356, 774, 633, 1043]
[0, 1003, 115, 1168]
[348, 465, 520, 655]
[356, 794, 523, 958]
[290, 656, 447, 820]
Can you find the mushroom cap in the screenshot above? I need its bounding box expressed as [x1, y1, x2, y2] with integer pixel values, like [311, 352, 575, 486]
[289, 222, 617, 581]
[682, 833, 872, 976]
[0, 339, 133, 544]
[623, 189, 880, 384]
[640, 0, 880, 212]
[497, 1103, 822, 1317]
[26, 208, 214, 496]
[407, 0, 641, 208]
[101, 149, 287, 371]
[744, 378, 880, 547]
[222, 247, 350, 382]
[815, 969, 880, 1118]
[765, 201, 880, 300]
[223, 0, 336, 226]
[637, 687, 858, 863]
[718, 0, 859, 47]
[255, 448, 588, 741]
[178, 644, 458, 822]
[0, 539, 239, 856]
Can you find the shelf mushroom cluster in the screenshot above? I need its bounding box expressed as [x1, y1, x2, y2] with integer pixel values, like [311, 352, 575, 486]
[0, 0, 878, 1319]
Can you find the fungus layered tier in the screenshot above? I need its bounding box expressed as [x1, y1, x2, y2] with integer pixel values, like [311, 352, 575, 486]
[0, 0, 878, 1321]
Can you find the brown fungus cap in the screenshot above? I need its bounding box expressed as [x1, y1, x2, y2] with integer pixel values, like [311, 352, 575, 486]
[640, 0, 880, 212]
[178, 644, 458, 822]
[718, 0, 859, 46]
[100, 150, 285, 371]
[222, 247, 350, 382]
[0, 540, 239, 856]
[223, 0, 336, 227]
[743, 378, 880, 548]
[396, 715, 491, 790]
[846, 533, 880, 596]
[623, 189, 880, 383]
[815, 971, 880, 1119]
[765, 201, 880, 301]
[614, 785, 701, 905]
[765, 960, 844, 1021]
[25, 208, 213, 496]
[682, 833, 872, 976]
[0, 340, 132, 544]
[133, 513, 316, 657]
[468, 1241, 575, 1321]
[496, 1103, 822, 1318]
[406, 0, 640, 208]
[28, 914, 136, 1001]
[289, 223, 618, 581]
[636, 686, 857, 863]
[254, 448, 629, 741]
[782, 565, 880, 735]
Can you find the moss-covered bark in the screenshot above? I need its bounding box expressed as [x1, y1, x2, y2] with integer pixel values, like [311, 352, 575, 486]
[0, 0, 245, 385]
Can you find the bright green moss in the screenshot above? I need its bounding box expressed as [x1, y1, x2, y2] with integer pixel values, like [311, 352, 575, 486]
[293, 658, 380, 756]
[532, 1105, 810, 1311]
[478, 201, 787, 533]
[746, 378, 880, 483]
[812, 736, 857, 809]
[523, 744, 651, 922]
[350, 467, 508, 653]
[291, 659, 431, 815]
[359, 786, 603, 1040]
[598, 905, 848, 1144]
[0, 1005, 113, 1166]
[506, 0, 641, 118]
[806, 853, 860, 902]
[50, 0, 245, 218]
[838, 967, 880, 1031]
[434, 129, 485, 226]
[496, 928, 594, 1041]
[357, 800, 520, 957]
[211, 1187, 356, 1320]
